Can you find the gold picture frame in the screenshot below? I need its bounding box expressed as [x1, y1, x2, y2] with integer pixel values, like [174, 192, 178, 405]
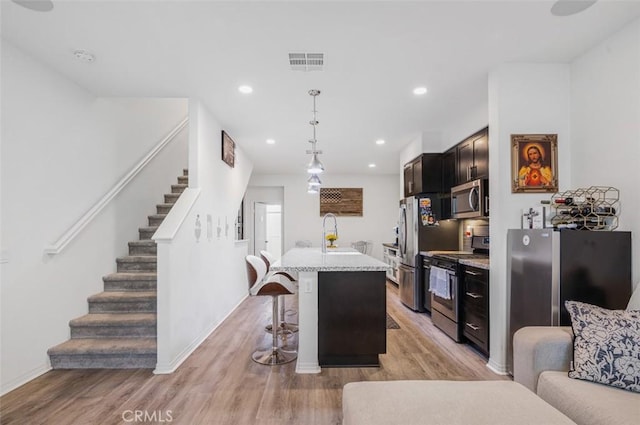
[511, 134, 558, 193]
[222, 130, 235, 168]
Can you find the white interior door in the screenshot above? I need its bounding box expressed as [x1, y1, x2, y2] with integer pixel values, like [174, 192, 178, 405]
[254, 202, 267, 255]
[266, 204, 282, 258]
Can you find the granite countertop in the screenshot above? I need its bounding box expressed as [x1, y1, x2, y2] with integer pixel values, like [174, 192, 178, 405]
[271, 248, 390, 272]
[420, 250, 473, 257]
[420, 250, 490, 270]
[459, 258, 490, 270]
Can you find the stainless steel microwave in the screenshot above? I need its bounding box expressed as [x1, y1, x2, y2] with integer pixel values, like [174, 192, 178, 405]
[451, 179, 489, 219]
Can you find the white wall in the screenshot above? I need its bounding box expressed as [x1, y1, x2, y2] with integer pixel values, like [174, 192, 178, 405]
[570, 18, 640, 287]
[248, 174, 399, 261]
[0, 41, 188, 394]
[154, 99, 253, 373]
[439, 102, 490, 151]
[488, 63, 571, 373]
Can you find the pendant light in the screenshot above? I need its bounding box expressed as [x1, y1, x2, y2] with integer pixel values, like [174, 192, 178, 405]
[306, 90, 324, 174]
[307, 174, 322, 187]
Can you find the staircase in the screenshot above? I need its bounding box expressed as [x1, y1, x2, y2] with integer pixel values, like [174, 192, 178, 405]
[47, 169, 188, 369]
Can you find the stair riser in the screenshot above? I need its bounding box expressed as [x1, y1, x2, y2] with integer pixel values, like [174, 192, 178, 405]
[171, 185, 186, 194]
[148, 216, 165, 227]
[71, 325, 156, 339]
[104, 280, 157, 292]
[177, 176, 188, 184]
[156, 205, 173, 214]
[117, 262, 157, 272]
[89, 301, 156, 313]
[164, 194, 180, 204]
[138, 229, 157, 240]
[129, 244, 157, 256]
[50, 354, 156, 369]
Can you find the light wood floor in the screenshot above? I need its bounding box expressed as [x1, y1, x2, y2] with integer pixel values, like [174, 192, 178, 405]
[1, 282, 508, 425]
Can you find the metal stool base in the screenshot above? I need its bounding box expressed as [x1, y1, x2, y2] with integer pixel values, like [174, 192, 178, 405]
[265, 322, 299, 333]
[252, 347, 297, 365]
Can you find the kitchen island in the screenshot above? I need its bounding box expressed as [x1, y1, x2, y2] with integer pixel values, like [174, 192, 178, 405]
[271, 248, 389, 373]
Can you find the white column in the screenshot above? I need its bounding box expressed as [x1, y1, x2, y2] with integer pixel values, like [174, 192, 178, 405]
[295, 271, 321, 373]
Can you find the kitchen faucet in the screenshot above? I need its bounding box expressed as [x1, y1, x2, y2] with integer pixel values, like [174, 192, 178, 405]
[322, 213, 338, 253]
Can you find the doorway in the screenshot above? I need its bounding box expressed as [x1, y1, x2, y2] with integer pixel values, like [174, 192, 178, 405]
[254, 203, 282, 258]
[244, 186, 284, 257]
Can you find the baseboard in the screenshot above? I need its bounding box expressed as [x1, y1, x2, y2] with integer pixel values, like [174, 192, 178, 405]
[153, 294, 249, 374]
[1, 363, 51, 396]
[486, 358, 509, 375]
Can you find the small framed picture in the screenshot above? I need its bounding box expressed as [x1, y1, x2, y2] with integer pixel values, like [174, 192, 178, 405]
[511, 134, 558, 193]
[222, 130, 235, 168]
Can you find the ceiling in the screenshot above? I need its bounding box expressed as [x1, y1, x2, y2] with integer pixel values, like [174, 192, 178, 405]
[3, 1, 640, 175]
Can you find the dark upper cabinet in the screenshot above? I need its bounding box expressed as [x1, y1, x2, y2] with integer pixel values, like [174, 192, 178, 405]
[403, 153, 442, 197]
[456, 127, 489, 184]
[440, 147, 457, 219]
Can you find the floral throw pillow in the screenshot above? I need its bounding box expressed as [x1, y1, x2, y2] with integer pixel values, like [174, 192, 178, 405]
[565, 300, 640, 393]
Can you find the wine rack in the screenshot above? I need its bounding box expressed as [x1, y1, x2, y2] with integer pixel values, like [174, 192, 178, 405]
[550, 186, 619, 231]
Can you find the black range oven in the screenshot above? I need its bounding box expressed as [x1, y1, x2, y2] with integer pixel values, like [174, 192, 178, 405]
[428, 256, 462, 341]
[426, 236, 490, 342]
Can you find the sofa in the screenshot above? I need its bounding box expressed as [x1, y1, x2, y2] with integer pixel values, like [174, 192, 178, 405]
[343, 290, 640, 425]
[513, 326, 639, 425]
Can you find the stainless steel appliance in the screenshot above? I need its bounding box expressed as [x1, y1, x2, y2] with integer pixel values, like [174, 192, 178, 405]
[451, 178, 488, 219]
[398, 195, 458, 311]
[428, 236, 490, 341]
[429, 256, 461, 340]
[507, 229, 632, 374]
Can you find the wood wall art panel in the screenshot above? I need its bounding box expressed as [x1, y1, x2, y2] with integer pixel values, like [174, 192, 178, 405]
[320, 188, 363, 216]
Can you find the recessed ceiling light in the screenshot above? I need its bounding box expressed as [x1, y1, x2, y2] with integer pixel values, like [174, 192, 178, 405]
[238, 85, 253, 94]
[73, 50, 95, 63]
[551, 0, 597, 16]
[12, 0, 53, 12]
[375, 139, 385, 145]
[413, 87, 428, 95]
[368, 163, 376, 168]
[266, 139, 275, 145]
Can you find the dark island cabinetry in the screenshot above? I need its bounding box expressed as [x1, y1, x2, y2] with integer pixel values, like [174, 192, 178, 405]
[318, 271, 386, 366]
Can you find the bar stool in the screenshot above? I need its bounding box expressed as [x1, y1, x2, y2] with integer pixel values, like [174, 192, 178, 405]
[245, 255, 297, 365]
[259, 250, 298, 334]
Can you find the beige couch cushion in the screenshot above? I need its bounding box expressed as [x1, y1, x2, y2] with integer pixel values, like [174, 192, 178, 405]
[538, 371, 640, 425]
[342, 380, 576, 425]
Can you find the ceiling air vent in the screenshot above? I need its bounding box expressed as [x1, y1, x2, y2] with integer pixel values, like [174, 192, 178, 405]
[289, 53, 324, 71]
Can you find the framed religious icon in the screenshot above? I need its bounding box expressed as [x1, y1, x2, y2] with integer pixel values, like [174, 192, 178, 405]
[221, 130, 235, 168]
[511, 134, 558, 193]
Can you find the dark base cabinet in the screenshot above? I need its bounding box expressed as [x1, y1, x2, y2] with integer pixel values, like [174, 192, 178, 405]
[461, 265, 489, 356]
[318, 271, 386, 367]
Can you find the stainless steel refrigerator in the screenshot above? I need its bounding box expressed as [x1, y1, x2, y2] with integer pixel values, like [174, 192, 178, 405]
[507, 229, 632, 374]
[398, 195, 458, 311]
